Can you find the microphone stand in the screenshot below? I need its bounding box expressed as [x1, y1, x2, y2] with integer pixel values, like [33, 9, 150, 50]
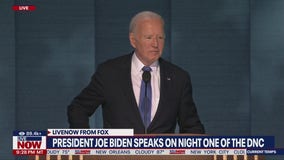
[142, 70, 151, 134]
[144, 82, 148, 134]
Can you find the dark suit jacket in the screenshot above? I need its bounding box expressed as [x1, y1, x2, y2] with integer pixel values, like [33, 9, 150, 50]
[68, 53, 205, 134]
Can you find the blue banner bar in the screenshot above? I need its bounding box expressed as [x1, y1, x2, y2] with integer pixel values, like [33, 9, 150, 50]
[247, 148, 284, 155]
[46, 136, 275, 149]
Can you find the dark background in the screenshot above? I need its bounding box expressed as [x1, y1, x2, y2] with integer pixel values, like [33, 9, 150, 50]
[1, 0, 283, 159]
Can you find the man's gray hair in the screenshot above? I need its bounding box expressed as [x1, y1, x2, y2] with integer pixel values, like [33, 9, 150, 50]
[129, 11, 164, 33]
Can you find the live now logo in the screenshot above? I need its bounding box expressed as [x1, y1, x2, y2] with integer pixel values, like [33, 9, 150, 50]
[12, 5, 36, 11]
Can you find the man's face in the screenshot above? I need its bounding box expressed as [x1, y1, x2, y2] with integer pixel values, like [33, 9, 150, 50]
[129, 18, 165, 66]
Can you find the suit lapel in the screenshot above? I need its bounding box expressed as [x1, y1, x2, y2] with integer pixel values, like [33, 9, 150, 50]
[149, 59, 172, 128]
[121, 53, 145, 126]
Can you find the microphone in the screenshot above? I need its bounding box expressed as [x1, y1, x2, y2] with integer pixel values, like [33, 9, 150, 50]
[142, 70, 151, 83]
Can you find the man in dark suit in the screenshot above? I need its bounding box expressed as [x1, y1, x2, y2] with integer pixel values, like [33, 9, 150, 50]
[68, 11, 205, 134]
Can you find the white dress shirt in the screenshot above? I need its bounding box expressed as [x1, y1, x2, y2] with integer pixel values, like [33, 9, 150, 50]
[131, 53, 160, 121]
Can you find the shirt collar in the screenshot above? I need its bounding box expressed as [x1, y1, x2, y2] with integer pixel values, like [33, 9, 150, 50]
[132, 53, 159, 73]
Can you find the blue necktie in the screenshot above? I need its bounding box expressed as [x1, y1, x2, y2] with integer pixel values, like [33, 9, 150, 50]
[139, 66, 152, 128]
